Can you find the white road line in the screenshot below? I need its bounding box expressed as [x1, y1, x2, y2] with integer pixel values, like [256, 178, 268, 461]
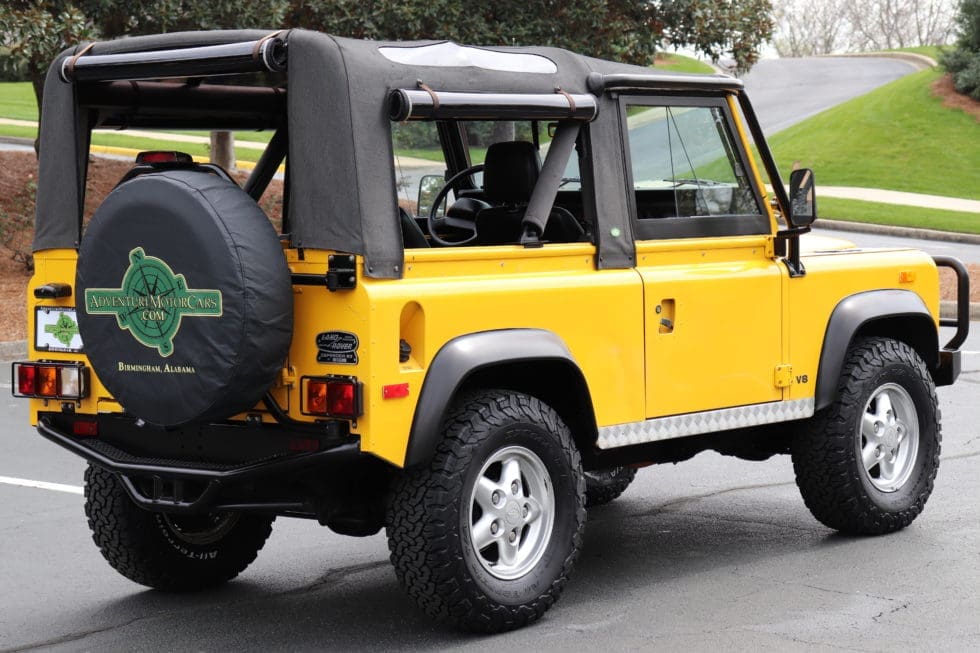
[963, 350, 980, 356]
[0, 475, 83, 495]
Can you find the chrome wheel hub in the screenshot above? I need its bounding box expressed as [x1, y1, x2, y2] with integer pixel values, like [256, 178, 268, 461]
[859, 383, 919, 492]
[467, 445, 555, 580]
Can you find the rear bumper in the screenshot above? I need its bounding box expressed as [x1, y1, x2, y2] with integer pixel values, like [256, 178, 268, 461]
[37, 416, 361, 515]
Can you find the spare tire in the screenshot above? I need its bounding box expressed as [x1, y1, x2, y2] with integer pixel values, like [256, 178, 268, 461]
[76, 169, 292, 427]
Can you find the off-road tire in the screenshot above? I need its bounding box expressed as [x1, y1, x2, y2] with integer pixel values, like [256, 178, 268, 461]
[585, 467, 637, 507]
[386, 390, 586, 633]
[84, 465, 275, 591]
[792, 337, 940, 535]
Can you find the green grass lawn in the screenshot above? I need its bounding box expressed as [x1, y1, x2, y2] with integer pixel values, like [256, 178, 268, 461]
[888, 46, 944, 61]
[817, 197, 980, 234]
[3, 61, 978, 232]
[654, 53, 715, 74]
[767, 68, 980, 201]
[0, 81, 38, 120]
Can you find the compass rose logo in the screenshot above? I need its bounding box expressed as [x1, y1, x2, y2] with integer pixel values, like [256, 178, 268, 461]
[84, 247, 222, 357]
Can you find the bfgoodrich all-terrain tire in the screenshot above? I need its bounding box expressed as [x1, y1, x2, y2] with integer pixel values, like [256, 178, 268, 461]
[84, 465, 274, 591]
[791, 337, 940, 535]
[386, 390, 586, 633]
[584, 466, 638, 507]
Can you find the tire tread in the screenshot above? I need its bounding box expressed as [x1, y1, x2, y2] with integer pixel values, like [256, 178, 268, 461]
[386, 390, 586, 633]
[792, 337, 941, 535]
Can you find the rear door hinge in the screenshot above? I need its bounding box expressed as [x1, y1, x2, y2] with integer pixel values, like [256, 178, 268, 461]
[280, 365, 297, 388]
[774, 364, 793, 388]
[327, 254, 357, 291]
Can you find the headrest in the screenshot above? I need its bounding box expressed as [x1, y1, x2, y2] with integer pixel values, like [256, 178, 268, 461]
[482, 141, 540, 204]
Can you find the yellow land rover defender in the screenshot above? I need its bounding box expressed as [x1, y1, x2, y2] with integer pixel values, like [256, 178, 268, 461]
[15, 30, 970, 632]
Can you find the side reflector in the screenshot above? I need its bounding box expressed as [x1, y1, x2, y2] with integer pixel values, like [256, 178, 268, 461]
[288, 437, 319, 452]
[72, 420, 99, 437]
[303, 376, 362, 419]
[382, 383, 410, 399]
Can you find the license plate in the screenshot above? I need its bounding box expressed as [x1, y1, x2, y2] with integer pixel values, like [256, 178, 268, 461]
[35, 307, 84, 353]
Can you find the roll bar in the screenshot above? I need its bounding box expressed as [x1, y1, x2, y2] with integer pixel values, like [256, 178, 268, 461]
[388, 87, 597, 122]
[60, 36, 287, 84]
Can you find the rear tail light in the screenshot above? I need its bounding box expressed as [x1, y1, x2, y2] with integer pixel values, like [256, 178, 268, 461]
[16, 364, 36, 396]
[11, 362, 88, 400]
[304, 376, 363, 419]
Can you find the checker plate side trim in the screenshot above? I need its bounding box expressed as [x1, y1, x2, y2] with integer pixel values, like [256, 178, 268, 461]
[597, 398, 815, 449]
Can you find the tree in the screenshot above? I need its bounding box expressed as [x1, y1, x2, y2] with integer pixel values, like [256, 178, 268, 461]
[657, 0, 775, 74]
[773, 0, 849, 57]
[74, 1, 289, 40]
[940, 0, 980, 100]
[285, 0, 775, 73]
[0, 1, 288, 164]
[0, 3, 95, 124]
[773, 0, 957, 57]
[2, 0, 778, 164]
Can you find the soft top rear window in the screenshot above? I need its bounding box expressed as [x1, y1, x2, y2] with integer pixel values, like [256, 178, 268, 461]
[378, 42, 557, 74]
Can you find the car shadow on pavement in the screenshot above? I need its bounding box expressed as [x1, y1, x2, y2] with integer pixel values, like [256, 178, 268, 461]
[18, 487, 905, 651]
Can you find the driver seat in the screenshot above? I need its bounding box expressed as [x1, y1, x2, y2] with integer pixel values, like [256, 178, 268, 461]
[475, 141, 584, 245]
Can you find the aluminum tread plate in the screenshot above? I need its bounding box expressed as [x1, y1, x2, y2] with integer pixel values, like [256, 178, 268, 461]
[597, 398, 815, 449]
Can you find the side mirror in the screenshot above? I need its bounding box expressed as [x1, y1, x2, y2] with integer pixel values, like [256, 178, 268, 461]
[417, 174, 445, 217]
[788, 168, 817, 227]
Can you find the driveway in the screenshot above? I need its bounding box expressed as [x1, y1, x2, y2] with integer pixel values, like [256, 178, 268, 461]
[741, 56, 919, 134]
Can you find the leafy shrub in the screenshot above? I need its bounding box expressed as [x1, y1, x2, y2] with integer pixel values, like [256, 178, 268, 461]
[0, 47, 28, 82]
[953, 52, 980, 99]
[940, 0, 980, 100]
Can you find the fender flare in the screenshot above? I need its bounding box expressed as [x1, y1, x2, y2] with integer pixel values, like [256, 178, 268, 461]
[815, 289, 938, 411]
[403, 329, 590, 468]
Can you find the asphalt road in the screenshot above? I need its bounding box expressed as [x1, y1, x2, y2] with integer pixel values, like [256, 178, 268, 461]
[4, 56, 975, 650]
[741, 56, 919, 134]
[812, 227, 980, 264]
[2, 325, 978, 651]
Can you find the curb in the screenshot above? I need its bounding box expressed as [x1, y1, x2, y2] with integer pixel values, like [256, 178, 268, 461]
[941, 301, 980, 322]
[815, 219, 980, 245]
[824, 51, 938, 70]
[0, 340, 26, 362]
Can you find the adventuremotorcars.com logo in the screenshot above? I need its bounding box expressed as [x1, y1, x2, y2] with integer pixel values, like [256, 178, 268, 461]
[84, 247, 223, 357]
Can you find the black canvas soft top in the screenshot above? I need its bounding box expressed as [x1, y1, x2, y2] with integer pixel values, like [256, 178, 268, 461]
[35, 29, 739, 278]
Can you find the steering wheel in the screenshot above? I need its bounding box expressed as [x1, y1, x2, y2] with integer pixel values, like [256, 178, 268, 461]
[427, 164, 485, 246]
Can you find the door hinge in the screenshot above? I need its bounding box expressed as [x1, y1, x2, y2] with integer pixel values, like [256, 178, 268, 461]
[327, 254, 357, 291]
[774, 364, 793, 388]
[280, 365, 297, 388]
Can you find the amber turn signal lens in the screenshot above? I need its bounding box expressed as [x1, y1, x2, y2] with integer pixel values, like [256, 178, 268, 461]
[307, 379, 328, 414]
[304, 377, 362, 419]
[37, 366, 60, 397]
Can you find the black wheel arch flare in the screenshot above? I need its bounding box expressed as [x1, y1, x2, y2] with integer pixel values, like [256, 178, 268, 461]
[403, 329, 598, 468]
[815, 290, 939, 411]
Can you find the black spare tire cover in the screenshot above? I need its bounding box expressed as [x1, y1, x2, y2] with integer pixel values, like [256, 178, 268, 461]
[76, 169, 293, 427]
